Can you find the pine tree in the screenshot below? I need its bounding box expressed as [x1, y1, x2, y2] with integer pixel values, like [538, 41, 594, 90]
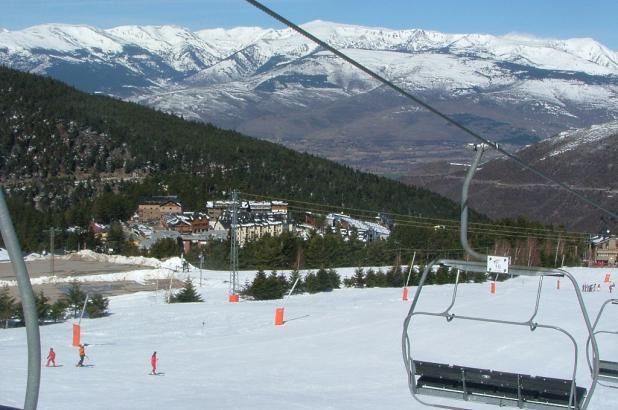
[353, 267, 365, 288]
[169, 277, 203, 303]
[35, 291, 51, 324]
[241, 271, 288, 300]
[86, 294, 109, 318]
[64, 280, 87, 318]
[49, 299, 68, 323]
[304, 272, 320, 294]
[386, 266, 405, 287]
[288, 269, 304, 294]
[0, 285, 15, 328]
[327, 269, 341, 290]
[364, 269, 378, 288]
[150, 238, 181, 259]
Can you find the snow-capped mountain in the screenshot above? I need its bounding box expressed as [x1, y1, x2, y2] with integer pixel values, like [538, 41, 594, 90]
[1, 21, 618, 174]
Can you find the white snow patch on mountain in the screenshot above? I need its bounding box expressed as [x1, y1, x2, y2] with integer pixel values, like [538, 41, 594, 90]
[0, 24, 124, 53]
[544, 120, 618, 158]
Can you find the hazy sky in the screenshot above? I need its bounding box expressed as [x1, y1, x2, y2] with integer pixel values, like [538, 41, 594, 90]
[2, 0, 617, 49]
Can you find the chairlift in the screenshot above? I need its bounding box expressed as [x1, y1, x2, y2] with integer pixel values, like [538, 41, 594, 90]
[586, 299, 618, 387]
[402, 144, 600, 410]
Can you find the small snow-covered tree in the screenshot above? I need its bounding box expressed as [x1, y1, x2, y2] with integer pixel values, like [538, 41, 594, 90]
[64, 281, 86, 318]
[169, 277, 203, 303]
[86, 294, 109, 318]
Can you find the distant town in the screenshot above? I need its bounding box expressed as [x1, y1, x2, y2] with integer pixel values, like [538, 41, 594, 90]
[86, 195, 395, 256]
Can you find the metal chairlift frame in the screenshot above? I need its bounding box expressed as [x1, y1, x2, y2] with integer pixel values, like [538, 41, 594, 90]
[402, 144, 600, 410]
[586, 299, 618, 387]
[0, 189, 40, 410]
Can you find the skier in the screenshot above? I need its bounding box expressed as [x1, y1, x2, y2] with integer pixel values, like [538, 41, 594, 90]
[150, 351, 158, 375]
[46, 347, 56, 367]
[76, 344, 86, 367]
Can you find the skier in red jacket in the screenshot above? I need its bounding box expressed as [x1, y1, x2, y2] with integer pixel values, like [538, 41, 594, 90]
[46, 347, 56, 367]
[150, 351, 157, 375]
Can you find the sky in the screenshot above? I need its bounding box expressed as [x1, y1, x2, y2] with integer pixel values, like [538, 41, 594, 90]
[1, 0, 617, 50]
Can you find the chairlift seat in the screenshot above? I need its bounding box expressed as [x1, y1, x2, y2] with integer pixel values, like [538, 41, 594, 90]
[413, 360, 586, 409]
[599, 360, 618, 382]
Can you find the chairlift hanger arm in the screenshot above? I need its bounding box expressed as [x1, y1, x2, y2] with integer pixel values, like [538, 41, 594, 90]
[0, 189, 40, 410]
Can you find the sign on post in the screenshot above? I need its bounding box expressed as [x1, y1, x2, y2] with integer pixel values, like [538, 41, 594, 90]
[487, 256, 509, 274]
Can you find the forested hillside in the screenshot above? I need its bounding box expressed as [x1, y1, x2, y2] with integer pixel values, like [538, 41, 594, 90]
[0, 66, 468, 251]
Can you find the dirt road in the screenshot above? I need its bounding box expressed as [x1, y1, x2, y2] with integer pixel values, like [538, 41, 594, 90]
[0, 257, 175, 300]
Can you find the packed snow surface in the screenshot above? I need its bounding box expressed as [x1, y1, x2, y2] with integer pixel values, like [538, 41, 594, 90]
[1, 262, 617, 409]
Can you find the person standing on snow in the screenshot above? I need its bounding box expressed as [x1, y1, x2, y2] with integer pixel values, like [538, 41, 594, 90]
[77, 344, 86, 367]
[46, 347, 56, 367]
[151, 351, 158, 374]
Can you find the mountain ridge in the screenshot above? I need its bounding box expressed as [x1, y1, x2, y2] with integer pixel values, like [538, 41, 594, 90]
[2, 21, 617, 176]
[404, 120, 618, 231]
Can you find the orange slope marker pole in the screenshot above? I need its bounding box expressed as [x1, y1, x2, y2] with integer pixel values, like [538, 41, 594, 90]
[275, 274, 302, 326]
[72, 324, 80, 347]
[73, 293, 89, 346]
[402, 252, 416, 301]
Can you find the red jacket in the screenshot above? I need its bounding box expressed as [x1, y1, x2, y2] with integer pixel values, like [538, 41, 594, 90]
[151, 355, 157, 367]
[48, 350, 56, 360]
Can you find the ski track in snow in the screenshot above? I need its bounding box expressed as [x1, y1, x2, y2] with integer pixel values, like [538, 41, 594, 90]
[0, 254, 617, 409]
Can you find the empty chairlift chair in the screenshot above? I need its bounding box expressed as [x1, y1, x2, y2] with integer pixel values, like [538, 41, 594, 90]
[401, 144, 600, 410]
[586, 299, 618, 386]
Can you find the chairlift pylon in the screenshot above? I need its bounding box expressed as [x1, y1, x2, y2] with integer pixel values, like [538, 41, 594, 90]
[586, 299, 618, 387]
[402, 144, 600, 410]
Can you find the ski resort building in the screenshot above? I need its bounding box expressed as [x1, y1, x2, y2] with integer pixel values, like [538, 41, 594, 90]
[138, 196, 183, 222]
[326, 213, 391, 242]
[161, 212, 210, 234]
[235, 221, 284, 248]
[592, 235, 618, 266]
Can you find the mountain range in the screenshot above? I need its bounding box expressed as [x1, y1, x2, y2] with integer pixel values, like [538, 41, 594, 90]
[2, 21, 618, 176]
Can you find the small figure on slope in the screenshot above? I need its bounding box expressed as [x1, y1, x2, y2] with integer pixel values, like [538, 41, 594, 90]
[46, 347, 56, 367]
[76, 344, 86, 367]
[150, 351, 158, 375]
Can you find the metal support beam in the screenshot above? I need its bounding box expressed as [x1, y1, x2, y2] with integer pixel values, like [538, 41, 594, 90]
[0, 189, 40, 410]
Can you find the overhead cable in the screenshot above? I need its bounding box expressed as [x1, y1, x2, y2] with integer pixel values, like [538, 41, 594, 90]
[244, 0, 618, 222]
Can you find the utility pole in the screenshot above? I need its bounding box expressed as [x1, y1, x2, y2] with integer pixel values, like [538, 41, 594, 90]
[229, 190, 239, 296]
[43, 228, 63, 278]
[554, 235, 561, 267]
[199, 252, 204, 287]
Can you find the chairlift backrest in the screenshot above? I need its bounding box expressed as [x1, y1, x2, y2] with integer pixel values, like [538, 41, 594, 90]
[402, 145, 600, 410]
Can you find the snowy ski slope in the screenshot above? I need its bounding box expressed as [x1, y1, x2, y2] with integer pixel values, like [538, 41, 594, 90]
[1, 263, 617, 409]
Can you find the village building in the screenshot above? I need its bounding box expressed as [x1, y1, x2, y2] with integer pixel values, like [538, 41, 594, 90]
[326, 213, 391, 242]
[248, 201, 271, 213]
[138, 196, 182, 222]
[161, 212, 210, 234]
[235, 221, 283, 248]
[592, 235, 618, 266]
[205, 200, 235, 219]
[271, 201, 288, 214]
